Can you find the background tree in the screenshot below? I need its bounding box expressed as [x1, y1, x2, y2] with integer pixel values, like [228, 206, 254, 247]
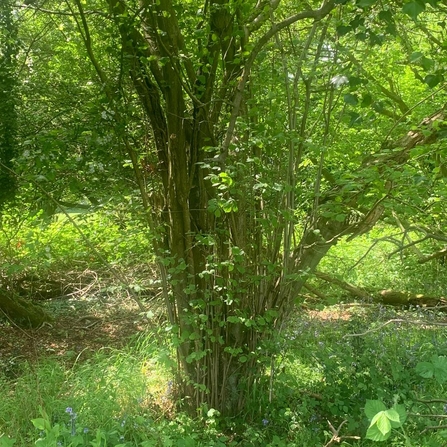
[0, 0, 19, 209]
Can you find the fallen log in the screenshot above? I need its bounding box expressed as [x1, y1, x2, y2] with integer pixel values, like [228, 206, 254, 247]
[314, 270, 447, 308]
[378, 289, 447, 307]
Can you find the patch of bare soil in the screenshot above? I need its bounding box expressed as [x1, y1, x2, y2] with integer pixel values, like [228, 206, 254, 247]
[0, 269, 160, 378]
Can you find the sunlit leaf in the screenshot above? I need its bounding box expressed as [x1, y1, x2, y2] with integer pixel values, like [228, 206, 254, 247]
[365, 400, 387, 419]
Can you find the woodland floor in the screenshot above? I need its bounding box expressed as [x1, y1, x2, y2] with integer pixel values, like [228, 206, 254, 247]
[0, 300, 356, 383]
[0, 267, 165, 378]
[0, 296, 148, 378]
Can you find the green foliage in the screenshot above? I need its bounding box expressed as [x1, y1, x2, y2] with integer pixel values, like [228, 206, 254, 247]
[364, 400, 407, 442]
[415, 355, 447, 383]
[0, 0, 18, 207]
[0, 205, 152, 280]
[5, 0, 447, 426]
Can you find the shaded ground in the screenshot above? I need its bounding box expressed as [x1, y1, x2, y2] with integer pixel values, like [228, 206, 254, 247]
[1, 299, 355, 381]
[0, 269, 163, 378]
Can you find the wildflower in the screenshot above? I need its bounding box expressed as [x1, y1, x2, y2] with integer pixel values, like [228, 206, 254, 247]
[330, 75, 348, 88]
[262, 418, 269, 426]
[83, 427, 89, 434]
[443, 403, 447, 414]
[65, 407, 77, 436]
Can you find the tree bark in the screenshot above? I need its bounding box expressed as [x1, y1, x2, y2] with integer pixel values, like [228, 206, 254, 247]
[0, 289, 52, 328]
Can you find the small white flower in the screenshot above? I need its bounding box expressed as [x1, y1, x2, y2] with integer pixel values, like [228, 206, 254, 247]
[331, 75, 349, 88]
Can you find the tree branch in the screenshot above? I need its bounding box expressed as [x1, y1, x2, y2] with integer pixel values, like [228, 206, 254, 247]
[221, 0, 337, 159]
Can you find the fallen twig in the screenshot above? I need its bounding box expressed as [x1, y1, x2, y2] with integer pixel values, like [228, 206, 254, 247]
[323, 420, 361, 447]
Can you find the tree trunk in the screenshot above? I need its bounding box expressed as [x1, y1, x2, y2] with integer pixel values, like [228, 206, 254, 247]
[0, 289, 52, 328]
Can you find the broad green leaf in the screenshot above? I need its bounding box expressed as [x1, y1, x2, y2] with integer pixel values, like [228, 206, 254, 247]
[365, 400, 387, 419]
[344, 93, 358, 105]
[433, 355, 447, 383]
[336, 25, 352, 36]
[409, 51, 424, 63]
[402, 1, 426, 20]
[366, 423, 392, 442]
[416, 361, 434, 378]
[420, 57, 435, 71]
[370, 411, 392, 435]
[384, 408, 400, 423]
[424, 73, 443, 89]
[385, 408, 402, 428]
[361, 93, 373, 107]
[378, 10, 393, 22]
[31, 418, 48, 431]
[394, 404, 407, 425]
[0, 436, 16, 447]
[348, 76, 365, 88]
[349, 111, 363, 127]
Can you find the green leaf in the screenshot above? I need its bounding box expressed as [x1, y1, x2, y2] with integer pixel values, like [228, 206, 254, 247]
[366, 423, 392, 442]
[402, 1, 426, 20]
[361, 93, 373, 107]
[424, 73, 444, 88]
[365, 400, 387, 420]
[433, 355, 447, 383]
[416, 361, 434, 378]
[336, 25, 352, 36]
[344, 93, 358, 105]
[385, 408, 402, 428]
[409, 51, 424, 63]
[420, 57, 435, 71]
[0, 436, 16, 447]
[378, 10, 393, 22]
[394, 404, 407, 425]
[31, 418, 48, 431]
[370, 412, 390, 434]
[348, 76, 365, 88]
[349, 112, 362, 126]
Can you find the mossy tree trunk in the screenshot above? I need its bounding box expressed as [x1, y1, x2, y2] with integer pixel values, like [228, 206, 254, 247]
[0, 289, 52, 328]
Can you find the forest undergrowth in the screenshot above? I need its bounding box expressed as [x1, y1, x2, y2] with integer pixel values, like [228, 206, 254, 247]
[1, 213, 447, 446]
